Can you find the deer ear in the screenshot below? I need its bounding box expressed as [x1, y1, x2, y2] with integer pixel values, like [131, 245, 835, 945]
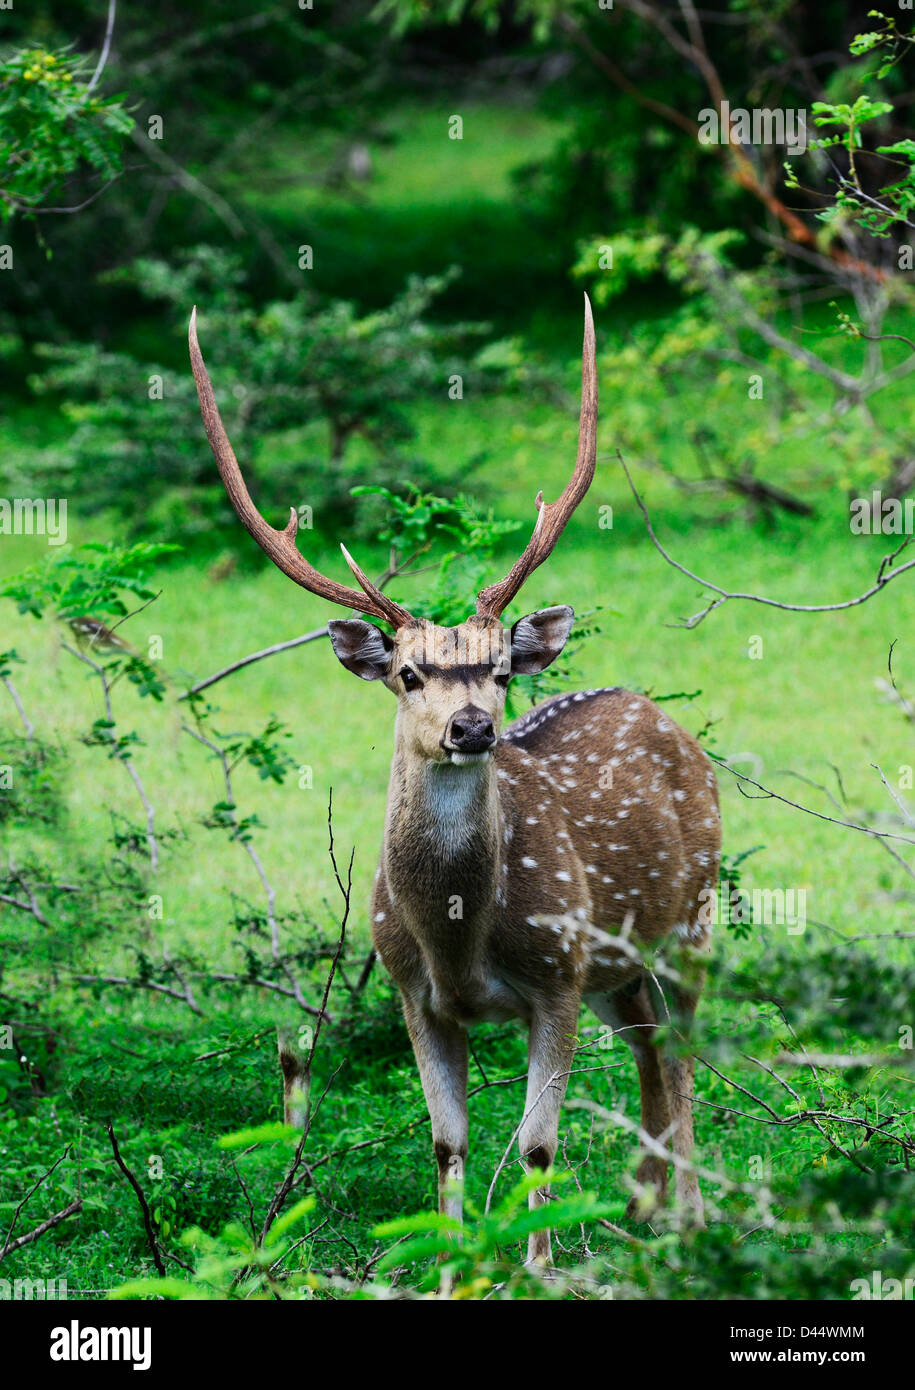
[327, 619, 395, 681]
[509, 606, 574, 675]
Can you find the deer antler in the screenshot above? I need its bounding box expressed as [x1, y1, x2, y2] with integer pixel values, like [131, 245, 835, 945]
[476, 294, 598, 621]
[189, 306, 413, 628]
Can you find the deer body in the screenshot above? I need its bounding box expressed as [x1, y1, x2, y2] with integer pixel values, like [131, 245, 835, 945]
[374, 683, 719, 1021]
[190, 295, 722, 1270]
[370, 668, 720, 1256]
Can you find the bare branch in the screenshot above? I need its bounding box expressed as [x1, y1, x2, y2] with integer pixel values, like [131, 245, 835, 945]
[1, 861, 50, 926]
[179, 626, 328, 700]
[1, 1146, 73, 1259]
[618, 450, 915, 628]
[0, 1199, 82, 1260]
[716, 759, 915, 847]
[774, 1051, 915, 1069]
[87, 0, 117, 95]
[132, 131, 246, 238]
[1, 676, 34, 739]
[106, 1122, 166, 1276]
[61, 640, 159, 870]
[72, 970, 203, 1014]
[259, 792, 352, 1244]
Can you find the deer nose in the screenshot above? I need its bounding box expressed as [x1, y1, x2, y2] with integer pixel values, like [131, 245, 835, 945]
[447, 705, 496, 754]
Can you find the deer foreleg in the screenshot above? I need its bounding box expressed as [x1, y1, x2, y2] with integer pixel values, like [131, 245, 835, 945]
[402, 1000, 469, 1227]
[519, 999, 579, 1268]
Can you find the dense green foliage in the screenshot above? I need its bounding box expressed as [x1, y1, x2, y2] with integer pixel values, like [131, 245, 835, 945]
[0, 44, 132, 222]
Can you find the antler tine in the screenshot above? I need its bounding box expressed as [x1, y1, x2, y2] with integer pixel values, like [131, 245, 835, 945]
[189, 307, 412, 628]
[339, 544, 414, 625]
[476, 293, 598, 621]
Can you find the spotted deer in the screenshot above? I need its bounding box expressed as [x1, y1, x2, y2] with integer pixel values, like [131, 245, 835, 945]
[190, 298, 722, 1266]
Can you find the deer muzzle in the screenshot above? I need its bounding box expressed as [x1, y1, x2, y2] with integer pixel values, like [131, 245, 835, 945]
[443, 705, 496, 758]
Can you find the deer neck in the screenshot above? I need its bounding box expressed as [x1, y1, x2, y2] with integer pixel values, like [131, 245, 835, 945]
[383, 741, 504, 971]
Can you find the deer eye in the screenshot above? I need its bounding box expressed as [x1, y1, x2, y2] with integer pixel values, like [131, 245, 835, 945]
[399, 667, 423, 692]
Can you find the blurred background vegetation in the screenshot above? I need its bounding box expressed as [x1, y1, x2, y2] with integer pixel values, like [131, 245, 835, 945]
[1, 1, 915, 1300]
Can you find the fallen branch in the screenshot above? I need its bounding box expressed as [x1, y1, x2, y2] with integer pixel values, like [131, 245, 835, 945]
[1, 1146, 74, 1260]
[0, 1199, 82, 1259]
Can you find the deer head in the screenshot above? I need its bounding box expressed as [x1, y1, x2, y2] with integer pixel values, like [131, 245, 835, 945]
[188, 297, 597, 766]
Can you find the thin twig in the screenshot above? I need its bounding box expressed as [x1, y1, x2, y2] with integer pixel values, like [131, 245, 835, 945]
[106, 1122, 166, 1276]
[0, 1199, 82, 1259]
[715, 759, 915, 847]
[618, 450, 915, 629]
[130, 128, 245, 238]
[259, 792, 352, 1243]
[182, 726, 276, 943]
[179, 626, 328, 700]
[87, 0, 117, 94]
[1, 1146, 73, 1259]
[1, 676, 34, 739]
[179, 550, 417, 700]
[62, 641, 159, 870]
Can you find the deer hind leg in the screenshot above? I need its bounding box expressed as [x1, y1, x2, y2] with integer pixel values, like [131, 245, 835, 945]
[519, 1000, 580, 1267]
[657, 955, 707, 1227]
[277, 1025, 309, 1130]
[587, 979, 671, 1218]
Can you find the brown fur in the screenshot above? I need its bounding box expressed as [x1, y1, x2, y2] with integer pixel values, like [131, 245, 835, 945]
[354, 616, 721, 1260]
[374, 684, 719, 1013]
